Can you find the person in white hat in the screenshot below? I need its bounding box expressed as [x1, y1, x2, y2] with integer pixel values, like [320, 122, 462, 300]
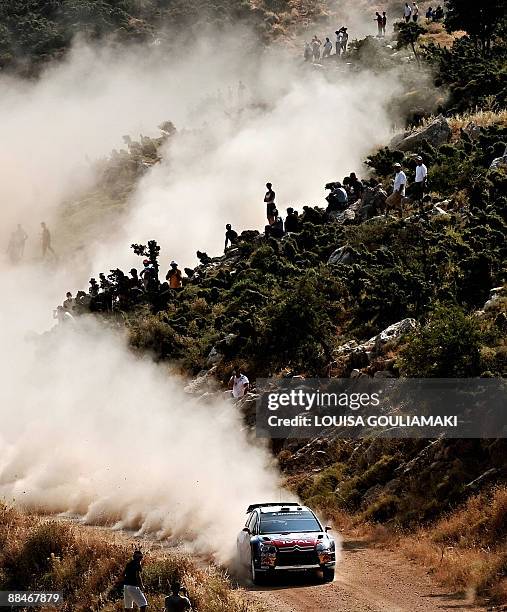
[413, 156, 428, 208]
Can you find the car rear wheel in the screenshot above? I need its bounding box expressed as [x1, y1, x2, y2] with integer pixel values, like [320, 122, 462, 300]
[322, 567, 335, 582]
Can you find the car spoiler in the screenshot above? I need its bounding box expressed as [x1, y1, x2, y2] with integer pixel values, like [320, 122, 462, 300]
[246, 502, 301, 514]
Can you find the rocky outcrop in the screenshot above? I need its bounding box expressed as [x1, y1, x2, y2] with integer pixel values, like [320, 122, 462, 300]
[390, 115, 451, 152]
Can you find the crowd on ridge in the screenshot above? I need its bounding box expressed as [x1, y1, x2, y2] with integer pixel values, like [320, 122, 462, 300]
[51, 154, 429, 326]
[305, 3, 445, 61]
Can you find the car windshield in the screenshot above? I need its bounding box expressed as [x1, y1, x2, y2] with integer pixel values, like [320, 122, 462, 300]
[259, 511, 321, 534]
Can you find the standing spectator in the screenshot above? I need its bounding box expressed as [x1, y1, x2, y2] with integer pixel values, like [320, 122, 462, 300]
[165, 582, 192, 611]
[224, 223, 239, 251]
[335, 30, 342, 55]
[140, 260, 157, 291]
[412, 2, 419, 21]
[166, 261, 182, 289]
[375, 12, 383, 36]
[413, 155, 427, 207]
[404, 2, 412, 22]
[425, 6, 433, 19]
[264, 182, 276, 225]
[229, 367, 250, 400]
[304, 42, 312, 62]
[340, 27, 349, 53]
[382, 12, 387, 36]
[123, 550, 147, 612]
[322, 37, 333, 58]
[14, 224, 28, 258]
[40, 222, 56, 260]
[311, 35, 322, 61]
[386, 162, 407, 217]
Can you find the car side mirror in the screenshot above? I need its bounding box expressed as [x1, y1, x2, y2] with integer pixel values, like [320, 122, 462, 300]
[325, 526, 332, 532]
[243, 527, 251, 534]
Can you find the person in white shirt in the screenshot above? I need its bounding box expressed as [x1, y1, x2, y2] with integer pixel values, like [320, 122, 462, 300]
[322, 37, 333, 58]
[412, 2, 419, 21]
[404, 2, 412, 22]
[413, 156, 428, 205]
[386, 162, 407, 217]
[229, 368, 250, 400]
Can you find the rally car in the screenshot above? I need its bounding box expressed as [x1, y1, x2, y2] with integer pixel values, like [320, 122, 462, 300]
[237, 503, 336, 584]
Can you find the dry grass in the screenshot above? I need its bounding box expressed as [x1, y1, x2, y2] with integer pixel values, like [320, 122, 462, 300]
[419, 21, 466, 48]
[0, 505, 264, 612]
[448, 108, 507, 134]
[397, 487, 507, 604]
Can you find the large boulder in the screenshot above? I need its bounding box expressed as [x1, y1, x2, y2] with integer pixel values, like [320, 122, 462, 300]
[390, 115, 451, 152]
[374, 318, 418, 346]
[328, 245, 356, 265]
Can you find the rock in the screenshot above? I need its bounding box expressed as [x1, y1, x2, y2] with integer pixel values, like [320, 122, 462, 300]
[462, 121, 481, 140]
[484, 286, 506, 311]
[373, 370, 395, 378]
[431, 205, 450, 217]
[390, 115, 451, 152]
[465, 468, 498, 490]
[375, 318, 418, 346]
[184, 367, 218, 394]
[350, 368, 363, 379]
[489, 153, 507, 170]
[206, 346, 223, 365]
[328, 245, 355, 265]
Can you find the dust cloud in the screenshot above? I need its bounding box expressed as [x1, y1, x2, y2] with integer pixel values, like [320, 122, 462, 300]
[1, 24, 400, 561]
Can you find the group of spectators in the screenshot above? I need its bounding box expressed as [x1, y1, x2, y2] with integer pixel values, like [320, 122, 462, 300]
[403, 2, 444, 23]
[6, 221, 56, 264]
[122, 550, 192, 611]
[304, 27, 349, 62]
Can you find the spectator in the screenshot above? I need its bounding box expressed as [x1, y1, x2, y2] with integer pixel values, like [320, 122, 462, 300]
[375, 12, 383, 36]
[89, 278, 100, 297]
[311, 35, 322, 61]
[229, 367, 249, 400]
[140, 260, 158, 292]
[123, 550, 147, 612]
[14, 224, 28, 258]
[224, 223, 239, 251]
[53, 305, 74, 325]
[349, 172, 364, 201]
[284, 207, 299, 233]
[404, 2, 412, 22]
[322, 37, 333, 58]
[270, 209, 285, 238]
[425, 6, 433, 19]
[340, 27, 349, 53]
[304, 42, 312, 62]
[166, 261, 183, 289]
[325, 182, 348, 213]
[386, 162, 407, 217]
[413, 155, 428, 207]
[129, 268, 142, 290]
[165, 582, 192, 612]
[382, 12, 387, 36]
[433, 5, 444, 20]
[264, 182, 276, 225]
[41, 222, 56, 260]
[335, 30, 342, 55]
[412, 2, 419, 21]
[63, 292, 75, 312]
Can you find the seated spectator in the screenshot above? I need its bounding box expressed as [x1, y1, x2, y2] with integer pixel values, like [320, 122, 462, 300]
[284, 207, 299, 233]
[224, 223, 239, 251]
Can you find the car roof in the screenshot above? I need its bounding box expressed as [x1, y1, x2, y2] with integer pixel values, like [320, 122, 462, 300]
[256, 505, 311, 514]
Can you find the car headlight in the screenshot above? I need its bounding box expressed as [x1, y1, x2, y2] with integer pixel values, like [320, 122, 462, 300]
[316, 540, 335, 552]
[260, 543, 277, 554]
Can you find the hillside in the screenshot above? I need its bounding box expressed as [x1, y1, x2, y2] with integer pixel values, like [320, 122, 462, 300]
[2, 1, 507, 608]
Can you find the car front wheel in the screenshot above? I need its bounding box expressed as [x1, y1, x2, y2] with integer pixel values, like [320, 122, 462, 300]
[251, 557, 262, 585]
[322, 567, 335, 582]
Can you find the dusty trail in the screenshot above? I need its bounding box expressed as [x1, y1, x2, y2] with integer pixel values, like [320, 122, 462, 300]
[245, 538, 487, 612]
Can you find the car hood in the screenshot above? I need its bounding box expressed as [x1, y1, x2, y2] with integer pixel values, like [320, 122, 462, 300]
[259, 532, 326, 548]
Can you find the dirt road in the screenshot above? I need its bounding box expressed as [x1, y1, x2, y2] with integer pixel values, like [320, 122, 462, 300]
[246, 538, 486, 612]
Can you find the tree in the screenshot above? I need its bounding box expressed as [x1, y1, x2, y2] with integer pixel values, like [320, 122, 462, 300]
[394, 21, 427, 66]
[444, 0, 506, 53]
